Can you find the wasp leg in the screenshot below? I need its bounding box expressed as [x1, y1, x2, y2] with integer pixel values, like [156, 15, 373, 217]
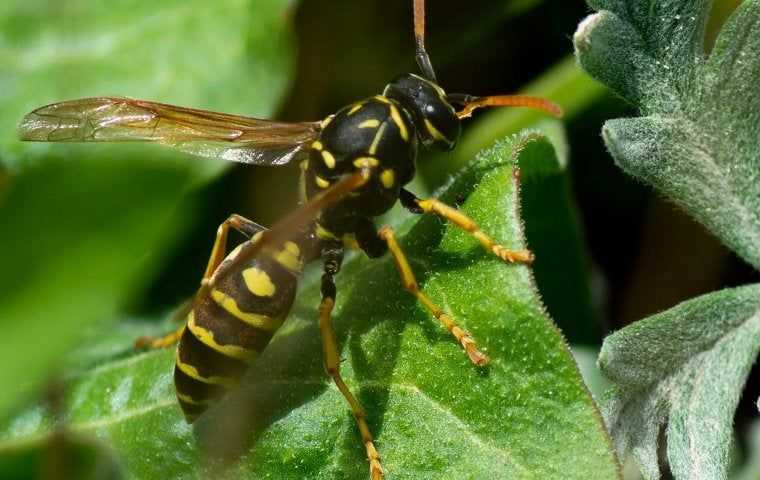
[135, 325, 186, 350]
[378, 226, 489, 367]
[135, 214, 266, 350]
[355, 218, 389, 259]
[319, 243, 383, 480]
[203, 213, 267, 279]
[209, 172, 370, 291]
[400, 189, 534, 264]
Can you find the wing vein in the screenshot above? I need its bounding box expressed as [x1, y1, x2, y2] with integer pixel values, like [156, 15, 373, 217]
[18, 97, 321, 166]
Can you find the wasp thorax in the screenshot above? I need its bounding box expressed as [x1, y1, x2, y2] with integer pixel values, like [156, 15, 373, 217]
[383, 73, 460, 151]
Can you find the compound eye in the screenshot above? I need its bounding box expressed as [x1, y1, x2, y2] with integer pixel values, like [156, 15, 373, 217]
[423, 115, 460, 151]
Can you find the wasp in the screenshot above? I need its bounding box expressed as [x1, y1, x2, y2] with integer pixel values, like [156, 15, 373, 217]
[18, 1, 561, 478]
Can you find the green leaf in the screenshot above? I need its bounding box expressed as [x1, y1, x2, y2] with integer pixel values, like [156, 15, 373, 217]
[0, 153, 196, 419]
[0, 0, 295, 170]
[0, 430, 123, 480]
[417, 56, 612, 345]
[0, 0, 296, 418]
[573, 0, 760, 270]
[518, 120, 601, 345]
[599, 285, 760, 480]
[0, 134, 619, 479]
[418, 57, 609, 345]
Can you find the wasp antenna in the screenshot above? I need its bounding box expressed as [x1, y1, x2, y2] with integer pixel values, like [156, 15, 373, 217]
[453, 94, 564, 119]
[413, 0, 437, 82]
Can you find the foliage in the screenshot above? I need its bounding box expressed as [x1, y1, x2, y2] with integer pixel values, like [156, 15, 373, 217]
[0, 133, 620, 479]
[600, 286, 760, 479]
[1, 0, 752, 476]
[0, 0, 296, 418]
[574, 0, 760, 478]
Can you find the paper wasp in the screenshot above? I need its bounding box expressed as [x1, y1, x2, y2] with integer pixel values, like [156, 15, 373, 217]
[18, 1, 561, 478]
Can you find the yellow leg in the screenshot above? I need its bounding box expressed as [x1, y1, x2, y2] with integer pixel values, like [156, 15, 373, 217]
[416, 198, 534, 264]
[203, 213, 265, 279]
[319, 297, 383, 480]
[136, 214, 264, 351]
[207, 172, 369, 292]
[134, 296, 194, 350]
[135, 325, 185, 350]
[378, 226, 488, 367]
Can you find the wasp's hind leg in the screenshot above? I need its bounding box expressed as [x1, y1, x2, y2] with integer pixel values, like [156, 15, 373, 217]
[400, 189, 534, 264]
[378, 226, 489, 367]
[134, 325, 186, 350]
[318, 242, 383, 480]
[135, 214, 266, 350]
[202, 213, 267, 280]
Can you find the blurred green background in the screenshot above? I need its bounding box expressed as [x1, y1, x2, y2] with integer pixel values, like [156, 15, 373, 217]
[0, 0, 757, 478]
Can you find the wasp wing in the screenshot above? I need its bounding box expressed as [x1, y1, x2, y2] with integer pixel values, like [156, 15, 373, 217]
[18, 97, 321, 166]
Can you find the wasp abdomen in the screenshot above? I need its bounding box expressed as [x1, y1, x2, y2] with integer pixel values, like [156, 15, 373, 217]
[174, 238, 304, 421]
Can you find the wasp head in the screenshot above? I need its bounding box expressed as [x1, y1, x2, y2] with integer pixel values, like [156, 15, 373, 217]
[383, 73, 460, 151]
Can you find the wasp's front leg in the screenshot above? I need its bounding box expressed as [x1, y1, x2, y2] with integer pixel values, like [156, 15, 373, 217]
[399, 189, 534, 264]
[378, 226, 489, 367]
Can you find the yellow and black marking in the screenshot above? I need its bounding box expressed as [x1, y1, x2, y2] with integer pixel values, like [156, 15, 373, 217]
[302, 94, 419, 231]
[166, 61, 532, 478]
[17, 0, 566, 475]
[380, 170, 395, 189]
[173, 229, 306, 421]
[117, 1, 562, 477]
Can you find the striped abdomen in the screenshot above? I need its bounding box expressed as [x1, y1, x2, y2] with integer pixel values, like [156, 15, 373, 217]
[173, 238, 304, 422]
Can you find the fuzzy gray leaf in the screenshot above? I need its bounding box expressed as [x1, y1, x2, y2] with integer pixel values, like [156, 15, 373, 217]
[600, 285, 760, 479]
[575, 3, 760, 476]
[575, 0, 760, 269]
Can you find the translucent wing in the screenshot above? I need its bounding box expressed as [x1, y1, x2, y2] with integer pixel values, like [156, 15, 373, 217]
[18, 97, 321, 166]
